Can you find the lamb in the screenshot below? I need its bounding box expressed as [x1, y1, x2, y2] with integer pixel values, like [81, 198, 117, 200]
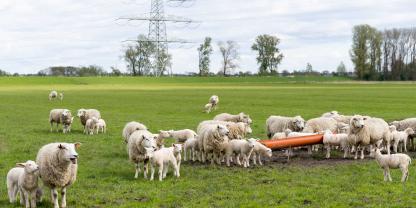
[303, 117, 338, 133]
[95, 118, 106, 134]
[198, 120, 251, 140]
[152, 133, 166, 149]
[323, 130, 349, 158]
[49, 109, 74, 133]
[144, 146, 180, 181]
[197, 123, 229, 164]
[49, 90, 58, 100]
[390, 118, 416, 150]
[213, 112, 252, 124]
[372, 148, 411, 182]
[209, 95, 219, 110]
[266, 115, 305, 138]
[59, 92, 64, 101]
[348, 115, 391, 160]
[36, 142, 81, 208]
[204, 103, 213, 113]
[183, 137, 200, 161]
[271, 129, 291, 140]
[225, 138, 257, 167]
[171, 144, 182, 171]
[77, 108, 101, 128]
[84, 117, 99, 135]
[163, 129, 197, 143]
[390, 126, 414, 153]
[127, 130, 157, 179]
[251, 141, 272, 166]
[7, 161, 40, 207]
[122, 121, 148, 143]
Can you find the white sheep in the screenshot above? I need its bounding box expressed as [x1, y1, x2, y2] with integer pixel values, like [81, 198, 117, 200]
[390, 118, 416, 150]
[303, 117, 338, 133]
[164, 129, 197, 143]
[122, 121, 148, 143]
[36, 142, 81, 208]
[372, 148, 411, 182]
[84, 117, 99, 135]
[144, 147, 180, 181]
[198, 120, 251, 140]
[225, 138, 256, 167]
[321, 111, 352, 124]
[251, 141, 272, 166]
[49, 90, 58, 101]
[209, 95, 219, 110]
[95, 118, 106, 134]
[49, 109, 73, 133]
[323, 130, 349, 159]
[59, 92, 64, 101]
[213, 112, 252, 124]
[197, 123, 230, 164]
[321, 111, 339, 118]
[390, 126, 414, 153]
[127, 130, 157, 179]
[7, 161, 40, 206]
[183, 137, 200, 161]
[266, 115, 305, 138]
[204, 103, 213, 113]
[77, 108, 101, 128]
[348, 115, 391, 160]
[171, 144, 182, 172]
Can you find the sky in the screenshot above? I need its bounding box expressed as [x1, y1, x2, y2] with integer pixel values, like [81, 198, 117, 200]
[1, 0, 416, 74]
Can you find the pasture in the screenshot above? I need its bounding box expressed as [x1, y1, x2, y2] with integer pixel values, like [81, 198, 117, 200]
[1, 76, 416, 207]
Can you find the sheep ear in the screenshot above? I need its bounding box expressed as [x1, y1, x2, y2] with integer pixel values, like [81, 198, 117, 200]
[363, 117, 367, 120]
[217, 125, 220, 129]
[16, 163, 26, 168]
[58, 144, 64, 149]
[74, 142, 81, 149]
[172, 144, 177, 147]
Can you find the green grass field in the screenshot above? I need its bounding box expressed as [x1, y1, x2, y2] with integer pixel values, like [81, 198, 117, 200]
[1, 76, 416, 207]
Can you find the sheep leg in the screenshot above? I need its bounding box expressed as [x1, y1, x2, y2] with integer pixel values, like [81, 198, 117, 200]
[172, 160, 180, 178]
[400, 166, 409, 182]
[150, 163, 155, 181]
[51, 188, 59, 208]
[134, 163, 140, 179]
[325, 145, 331, 159]
[360, 148, 365, 160]
[393, 140, 398, 153]
[143, 162, 148, 179]
[183, 148, 187, 161]
[404, 139, 408, 152]
[258, 154, 263, 166]
[61, 187, 67, 208]
[383, 169, 388, 181]
[22, 190, 29, 208]
[252, 153, 257, 166]
[158, 163, 163, 181]
[19, 187, 25, 205]
[343, 147, 348, 158]
[236, 154, 242, 166]
[50, 122, 53, 132]
[386, 140, 391, 155]
[162, 162, 169, 179]
[30, 191, 36, 208]
[307, 146, 312, 155]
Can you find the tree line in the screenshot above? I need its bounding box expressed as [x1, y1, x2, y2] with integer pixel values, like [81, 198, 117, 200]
[350, 24, 416, 80]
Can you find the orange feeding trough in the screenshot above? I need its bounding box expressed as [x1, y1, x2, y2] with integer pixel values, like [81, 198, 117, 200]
[259, 134, 324, 150]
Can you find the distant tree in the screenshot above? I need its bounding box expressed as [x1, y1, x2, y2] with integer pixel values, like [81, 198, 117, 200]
[78, 65, 106, 76]
[110, 66, 122, 76]
[123, 35, 155, 76]
[281, 70, 290, 77]
[0, 69, 9, 76]
[154, 49, 171, 77]
[251, 34, 284, 75]
[218, 40, 239, 76]
[336, 61, 347, 76]
[197, 37, 213, 76]
[305, 63, 313, 73]
[124, 45, 139, 76]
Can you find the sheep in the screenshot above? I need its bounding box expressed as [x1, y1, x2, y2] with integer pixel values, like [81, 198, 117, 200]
[36, 142, 81, 208]
[95, 118, 106, 134]
[197, 123, 229, 164]
[49, 109, 74, 133]
[59, 92, 64, 101]
[122, 121, 148, 143]
[84, 117, 99, 135]
[266, 116, 305, 138]
[152, 133, 166, 149]
[225, 138, 257, 167]
[204, 103, 213, 113]
[162, 129, 197, 143]
[213, 112, 252, 124]
[390, 118, 416, 150]
[49, 90, 58, 100]
[144, 146, 180, 181]
[372, 148, 411, 182]
[251, 141, 272, 166]
[127, 130, 157, 179]
[183, 137, 200, 161]
[323, 130, 349, 158]
[321, 111, 353, 124]
[77, 108, 101, 128]
[303, 117, 338, 133]
[7, 161, 40, 206]
[390, 126, 414, 153]
[321, 111, 339, 118]
[348, 115, 391, 160]
[198, 120, 251, 140]
[209, 95, 219, 110]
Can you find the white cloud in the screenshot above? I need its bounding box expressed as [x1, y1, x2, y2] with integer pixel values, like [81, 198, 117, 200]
[0, 0, 416, 74]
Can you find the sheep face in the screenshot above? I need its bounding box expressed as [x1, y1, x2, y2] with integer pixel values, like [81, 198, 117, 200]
[144, 147, 155, 159]
[405, 128, 415, 135]
[159, 130, 171, 138]
[62, 109, 70, 117]
[239, 113, 252, 124]
[247, 138, 257, 148]
[293, 117, 305, 131]
[389, 125, 397, 132]
[57, 143, 80, 164]
[141, 135, 157, 150]
[217, 124, 229, 136]
[16, 160, 39, 174]
[350, 115, 366, 129]
[172, 144, 183, 154]
[77, 109, 86, 117]
[389, 121, 399, 128]
[245, 124, 253, 134]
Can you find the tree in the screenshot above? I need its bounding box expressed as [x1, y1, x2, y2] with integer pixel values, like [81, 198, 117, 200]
[124, 45, 139, 76]
[197, 37, 213, 76]
[110, 67, 122, 76]
[123, 35, 155, 76]
[154, 49, 171, 77]
[251, 34, 284, 75]
[305, 63, 313, 73]
[218, 40, 239, 76]
[336, 62, 347, 76]
[0, 69, 9, 76]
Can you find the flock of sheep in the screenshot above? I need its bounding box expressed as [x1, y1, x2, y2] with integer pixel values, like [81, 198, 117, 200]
[5, 93, 416, 208]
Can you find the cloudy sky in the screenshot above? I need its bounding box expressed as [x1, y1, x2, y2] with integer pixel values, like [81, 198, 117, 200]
[1, 0, 416, 74]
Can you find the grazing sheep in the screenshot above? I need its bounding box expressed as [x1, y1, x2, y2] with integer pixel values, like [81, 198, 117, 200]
[323, 130, 349, 159]
[348, 115, 391, 160]
[17, 161, 40, 208]
[144, 147, 180, 181]
[271, 130, 290, 140]
[204, 103, 213, 113]
[36, 142, 81, 208]
[127, 130, 157, 179]
[122, 121, 148, 143]
[84, 117, 99, 135]
[59, 93, 64, 101]
[95, 118, 106, 134]
[251, 141, 272, 166]
[372, 148, 411, 182]
[390, 118, 416, 150]
[390, 126, 414, 153]
[225, 138, 257, 167]
[209, 95, 219, 110]
[321, 111, 339, 118]
[77, 109, 101, 128]
[165, 129, 197, 143]
[49, 91, 58, 100]
[183, 137, 200, 161]
[197, 123, 229, 164]
[49, 109, 73, 133]
[303, 117, 338, 133]
[213, 112, 252, 124]
[266, 116, 305, 138]
[198, 120, 251, 140]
